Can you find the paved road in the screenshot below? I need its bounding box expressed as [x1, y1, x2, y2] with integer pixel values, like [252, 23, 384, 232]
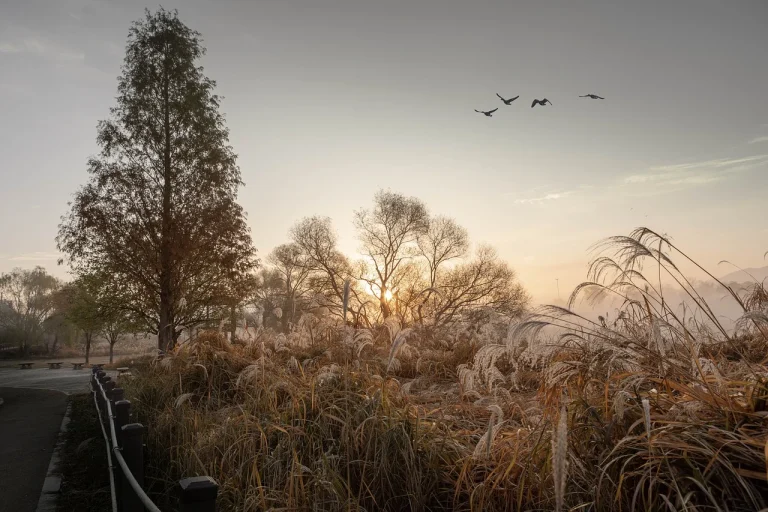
[0, 387, 68, 512]
[0, 367, 98, 511]
[0, 367, 93, 394]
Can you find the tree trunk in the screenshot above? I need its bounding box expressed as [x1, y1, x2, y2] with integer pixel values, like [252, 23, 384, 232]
[109, 342, 114, 364]
[282, 294, 292, 333]
[158, 61, 173, 354]
[380, 288, 392, 318]
[229, 303, 237, 343]
[84, 332, 92, 365]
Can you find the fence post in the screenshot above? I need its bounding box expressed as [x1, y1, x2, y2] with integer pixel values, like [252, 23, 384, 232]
[114, 399, 130, 511]
[111, 388, 124, 410]
[178, 476, 219, 512]
[114, 400, 130, 447]
[120, 423, 145, 512]
[105, 381, 116, 402]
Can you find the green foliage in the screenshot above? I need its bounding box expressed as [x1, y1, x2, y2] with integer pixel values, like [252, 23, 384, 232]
[0, 266, 60, 350]
[57, 8, 258, 352]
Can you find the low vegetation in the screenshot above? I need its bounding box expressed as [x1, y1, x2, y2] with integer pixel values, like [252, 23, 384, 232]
[57, 394, 111, 512]
[119, 228, 768, 511]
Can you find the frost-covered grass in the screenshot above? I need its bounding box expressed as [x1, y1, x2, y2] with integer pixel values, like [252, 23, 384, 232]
[120, 228, 768, 511]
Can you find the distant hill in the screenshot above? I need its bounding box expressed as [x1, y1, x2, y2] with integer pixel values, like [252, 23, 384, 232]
[720, 266, 768, 284]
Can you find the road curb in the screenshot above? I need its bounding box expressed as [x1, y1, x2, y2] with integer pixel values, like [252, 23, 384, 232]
[35, 400, 72, 512]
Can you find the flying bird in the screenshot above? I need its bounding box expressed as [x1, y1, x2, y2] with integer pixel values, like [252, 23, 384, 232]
[531, 99, 553, 108]
[496, 93, 520, 105]
[475, 108, 499, 117]
[579, 94, 605, 99]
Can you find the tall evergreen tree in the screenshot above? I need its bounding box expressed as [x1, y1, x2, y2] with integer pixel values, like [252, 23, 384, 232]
[58, 9, 257, 351]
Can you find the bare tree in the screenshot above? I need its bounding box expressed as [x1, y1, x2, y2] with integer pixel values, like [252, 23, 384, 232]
[292, 218, 350, 306]
[354, 191, 429, 318]
[267, 243, 312, 330]
[427, 245, 529, 328]
[418, 215, 469, 287]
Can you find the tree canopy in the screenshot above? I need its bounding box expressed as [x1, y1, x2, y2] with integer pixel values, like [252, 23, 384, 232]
[57, 9, 257, 350]
[252, 190, 529, 335]
[0, 267, 60, 351]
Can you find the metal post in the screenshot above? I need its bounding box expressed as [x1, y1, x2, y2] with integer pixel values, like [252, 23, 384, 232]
[178, 476, 219, 512]
[120, 423, 145, 512]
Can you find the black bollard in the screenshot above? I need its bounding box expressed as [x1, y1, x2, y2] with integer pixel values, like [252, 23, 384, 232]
[178, 476, 219, 512]
[120, 423, 145, 512]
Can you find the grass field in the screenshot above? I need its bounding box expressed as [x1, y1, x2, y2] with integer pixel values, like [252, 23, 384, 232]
[117, 229, 768, 511]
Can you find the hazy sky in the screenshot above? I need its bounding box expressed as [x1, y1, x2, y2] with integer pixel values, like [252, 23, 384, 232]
[1, 0, 767, 303]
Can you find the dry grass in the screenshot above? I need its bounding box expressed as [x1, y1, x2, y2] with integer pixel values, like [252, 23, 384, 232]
[119, 228, 768, 511]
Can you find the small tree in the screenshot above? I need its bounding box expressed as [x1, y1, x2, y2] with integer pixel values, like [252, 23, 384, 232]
[267, 243, 312, 331]
[62, 276, 105, 364]
[101, 310, 134, 363]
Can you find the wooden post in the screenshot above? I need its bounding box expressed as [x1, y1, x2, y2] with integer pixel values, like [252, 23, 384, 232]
[105, 381, 116, 400]
[114, 399, 130, 510]
[114, 400, 131, 448]
[120, 423, 145, 512]
[111, 388, 124, 409]
[178, 476, 219, 512]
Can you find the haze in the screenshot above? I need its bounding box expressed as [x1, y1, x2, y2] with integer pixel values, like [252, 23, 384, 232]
[1, 0, 767, 303]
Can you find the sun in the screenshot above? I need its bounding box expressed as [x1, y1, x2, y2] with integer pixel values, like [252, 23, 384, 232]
[384, 289, 394, 301]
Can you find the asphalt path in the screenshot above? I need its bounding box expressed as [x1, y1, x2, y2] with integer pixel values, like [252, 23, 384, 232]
[0, 387, 68, 512]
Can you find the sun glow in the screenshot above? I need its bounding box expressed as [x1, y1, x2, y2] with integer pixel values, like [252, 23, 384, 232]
[360, 280, 396, 302]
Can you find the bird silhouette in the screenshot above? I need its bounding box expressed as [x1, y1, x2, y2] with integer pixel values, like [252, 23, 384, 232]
[496, 93, 520, 105]
[475, 108, 499, 117]
[579, 94, 604, 99]
[531, 99, 553, 108]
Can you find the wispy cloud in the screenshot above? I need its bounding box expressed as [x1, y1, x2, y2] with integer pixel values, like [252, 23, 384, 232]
[623, 154, 768, 192]
[749, 136, 768, 145]
[0, 37, 83, 62]
[0, 42, 21, 53]
[7, 252, 63, 262]
[515, 190, 576, 205]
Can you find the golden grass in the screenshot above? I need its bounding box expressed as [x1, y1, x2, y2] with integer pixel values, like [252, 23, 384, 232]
[118, 228, 768, 511]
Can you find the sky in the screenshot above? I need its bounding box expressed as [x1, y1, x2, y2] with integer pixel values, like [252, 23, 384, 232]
[1, 0, 767, 303]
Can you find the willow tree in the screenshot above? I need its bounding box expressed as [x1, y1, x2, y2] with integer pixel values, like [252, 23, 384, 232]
[57, 9, 257, 351]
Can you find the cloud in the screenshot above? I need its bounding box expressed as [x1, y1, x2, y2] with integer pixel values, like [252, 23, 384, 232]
[0, 35, 84, 63]
[515, 190, 576, 205]
[0, 42, 21, 53]
[623, 154, 768, 192]
[749, 136, 768, 145]
[7, 252, 63, 262]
